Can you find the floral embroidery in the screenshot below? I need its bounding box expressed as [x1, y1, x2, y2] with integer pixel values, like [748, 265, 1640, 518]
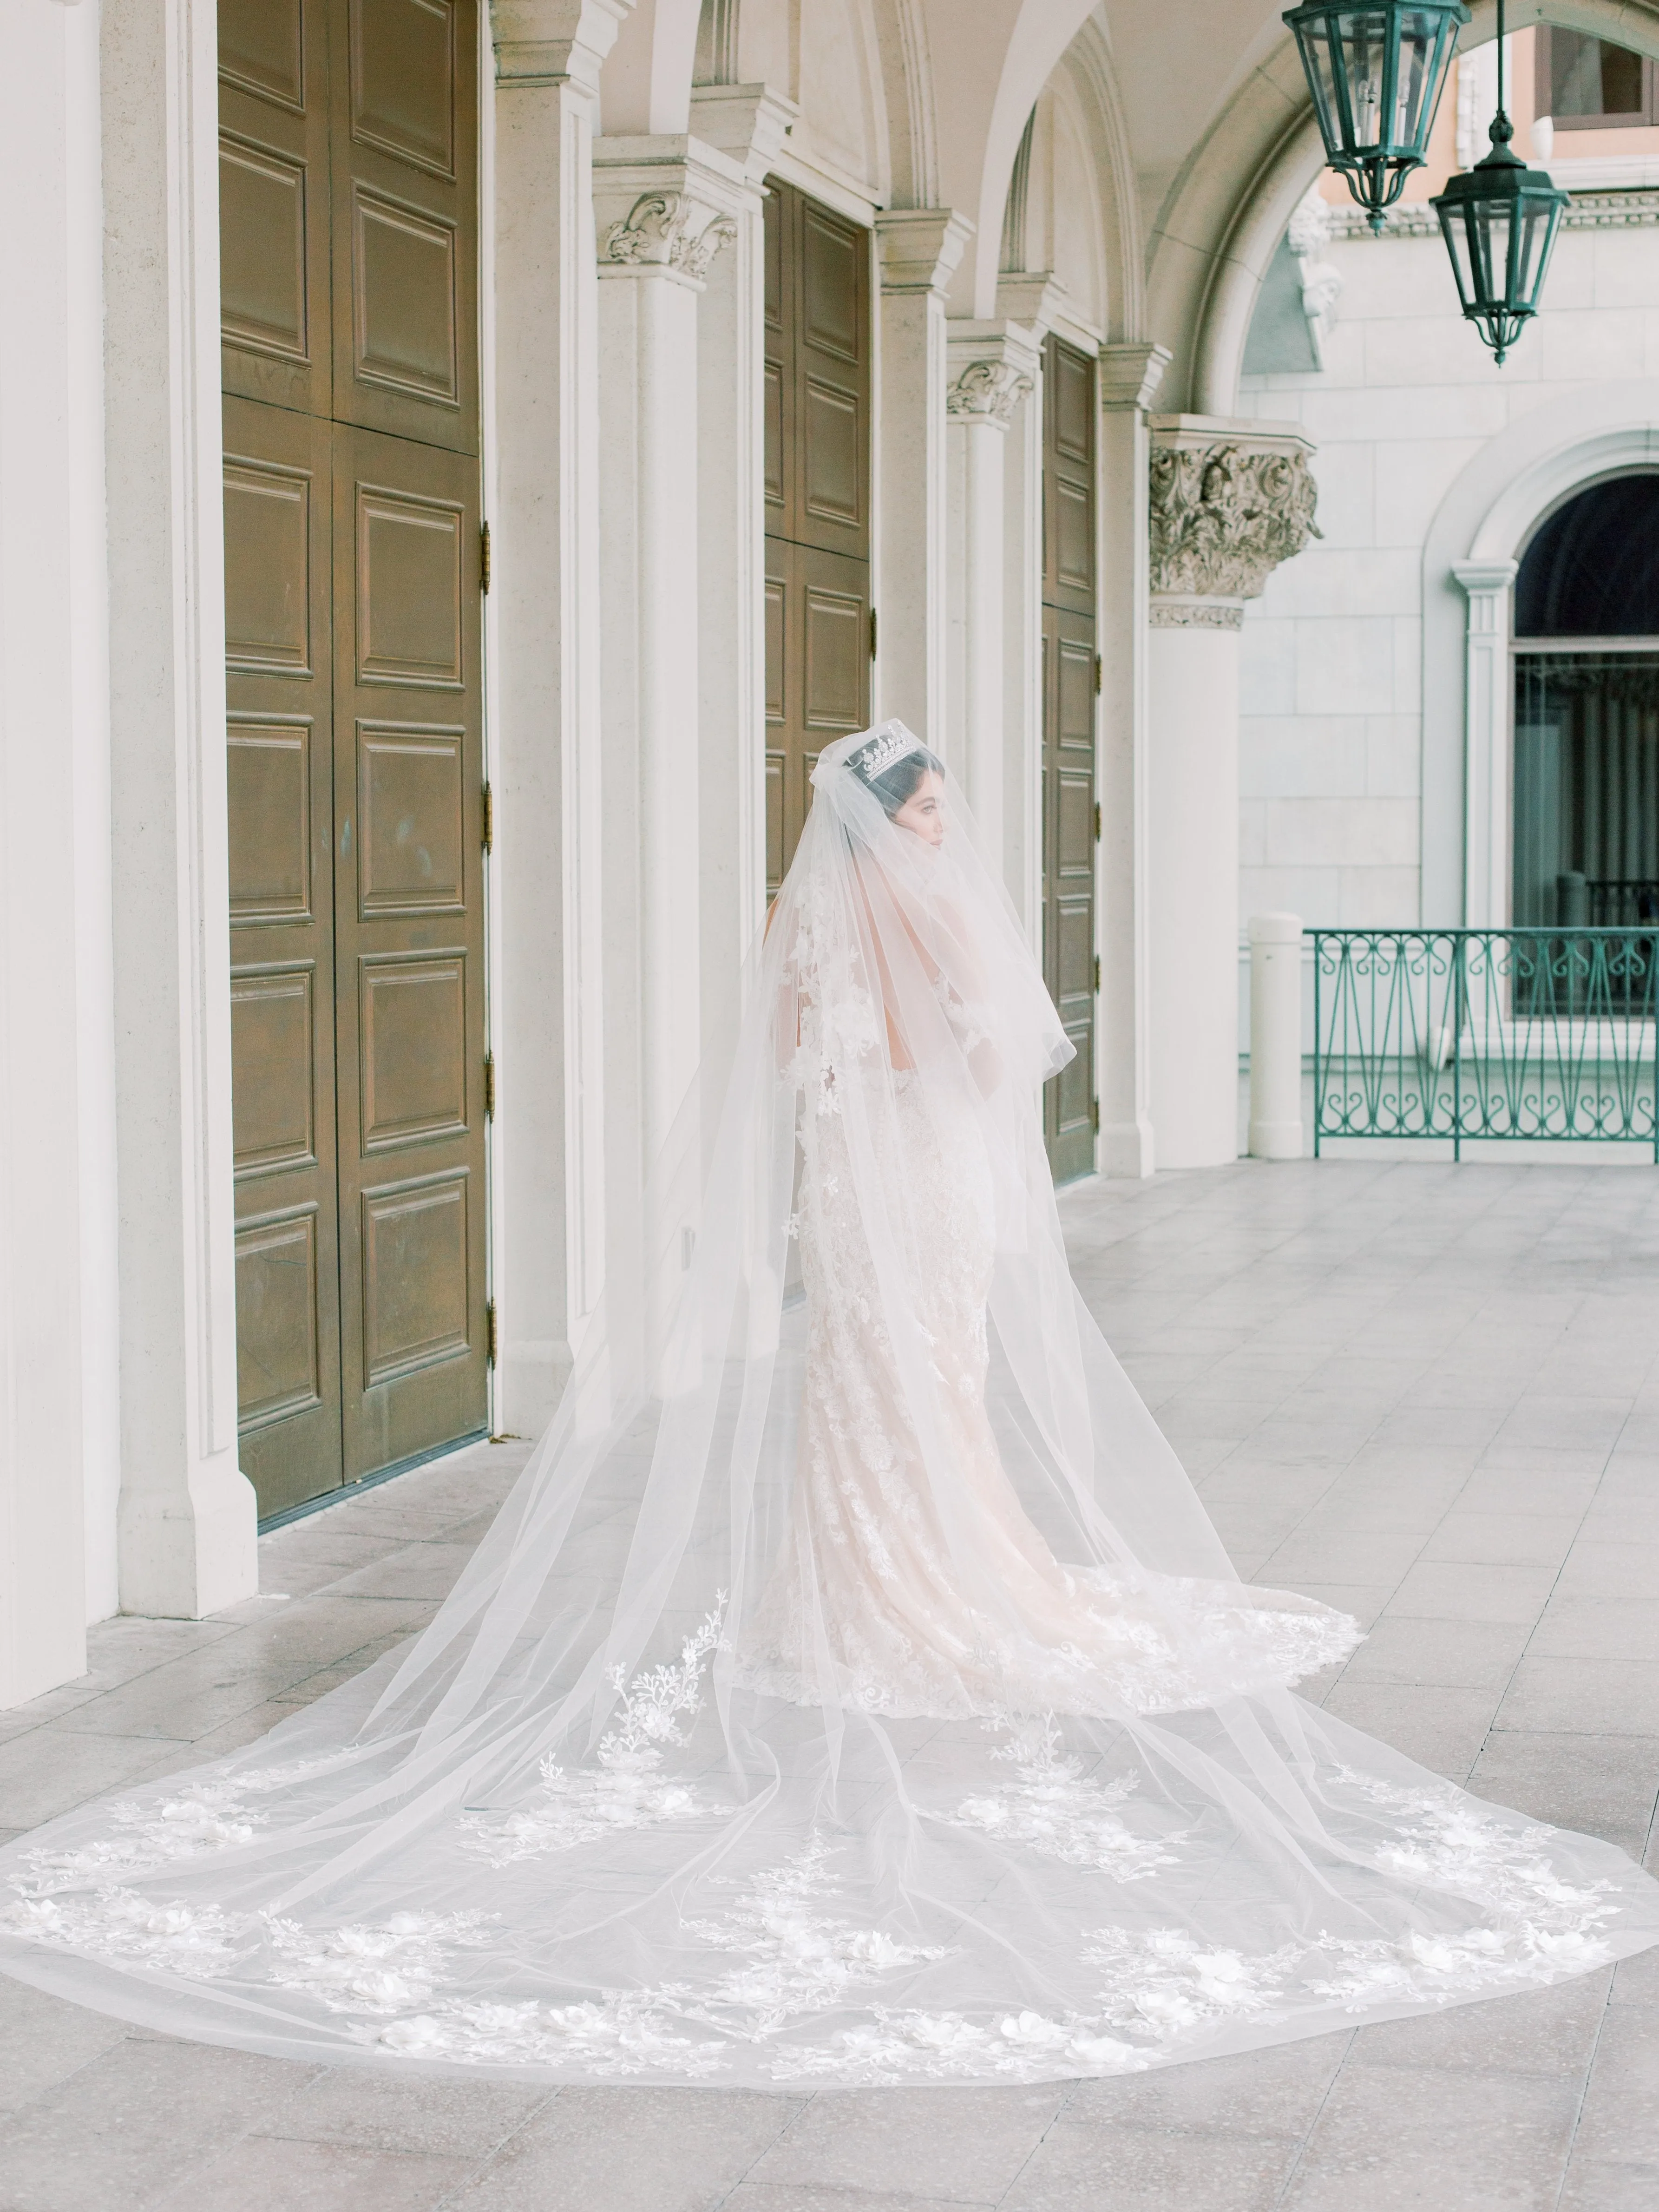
[945, 1719, 1183, 1881]
[458, 1605, 728, 1868]
[363, 1993, 730, 2078]
[263, 1909, 494, 2014]
[0, 1889, 245, 1980]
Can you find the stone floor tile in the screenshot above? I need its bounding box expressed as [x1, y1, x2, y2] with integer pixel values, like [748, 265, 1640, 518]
[1551, 1541, 1659, 1603]
[1470, 1728, 1659, 1853]
[1279, 2060, 1577, 2211]
[1059, 2031, 1349, 2134]
[999, 2118, 1298, 2212]
[331, 1542, 480, 1603]
[0, 1725, 185, 1829]
[1263, 1583, 1397, 1629]
[1384, 1560, 1560, 1623]
[1344, 1968, 1609, 2075]
[155, 2134, 472, 2211]
[0, 2033, 315, 2212]
[748, 2085, 1063, 2200]
[0, 1972, 131, 2112]
[1556, 2155, 1659, 2211]
[1528, 1597, 1659, 1662]
[254, 2068, 550, 2161]
[443, 2085, 800, 2212]
[1338, 1614, 1528, 1690]
[1419, 1510, 1584, 1568]
[1566, 1998, 1659, 2165]
[1497, 1656, 1659, 1738]
[1612, 1942, 1659, 2003]
[726, 2190, 994, 2212]
[1318, 1681, 1496, 1777]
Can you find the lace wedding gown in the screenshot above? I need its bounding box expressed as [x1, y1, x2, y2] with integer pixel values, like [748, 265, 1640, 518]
[2, 722, 1655, 2086]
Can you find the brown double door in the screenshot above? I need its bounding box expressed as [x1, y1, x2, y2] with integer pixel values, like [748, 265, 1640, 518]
[218, 0, 489, 1520]
[1041, 335, 1099, 1183]
[763, 177, 873, 893]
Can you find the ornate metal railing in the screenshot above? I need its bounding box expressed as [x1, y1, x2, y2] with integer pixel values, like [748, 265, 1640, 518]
[1310, 929, 1659, 1159]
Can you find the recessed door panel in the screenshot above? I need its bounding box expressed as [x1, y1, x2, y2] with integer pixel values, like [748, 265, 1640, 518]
[224, 461, 314, 674]
[356, 485, 464, 685]
[221, 0, 305, 106]
[352, 188, 459, 404]
[220, 138, 309, 360]
[236, 1205, 325, 1427]
[232, 964, 318, 1175]
[228, 717, 313, 923]
[358, 722, 466, 914]
[359, 952, 468, 1149]
[361, 1170, 471, 1383]
[350, 0, 456, 174]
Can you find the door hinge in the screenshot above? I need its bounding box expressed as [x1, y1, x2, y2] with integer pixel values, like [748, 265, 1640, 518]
[1094, 801, 1102, 841]
[480, 519, 492, 594]
[483, 1052, 496, 1120]
[481, 781, 493, 855]
[1094, 953, 1101, 993]
[1094, 653, 1102, 695]
[485, 1299, 497, 1367]
[869, 606, 878, 661]
[1091, 1097, 1100, 1134]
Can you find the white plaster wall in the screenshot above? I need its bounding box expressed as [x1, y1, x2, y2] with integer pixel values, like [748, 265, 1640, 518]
[1236, 210, 1659, 938]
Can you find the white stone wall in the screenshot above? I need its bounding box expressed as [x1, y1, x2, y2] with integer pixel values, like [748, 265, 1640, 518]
[1236, 204, 1659, 935]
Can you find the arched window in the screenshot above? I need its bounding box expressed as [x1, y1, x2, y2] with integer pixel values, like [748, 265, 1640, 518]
[1512, 474, 1659, 927]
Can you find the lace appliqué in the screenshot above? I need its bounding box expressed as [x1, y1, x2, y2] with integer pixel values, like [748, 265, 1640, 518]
[459, 1604, 729, 1867]
[946, 1719, 1183, 1881]
[263, 1910, 494, 2014]
[0, 1889, 246, 1980]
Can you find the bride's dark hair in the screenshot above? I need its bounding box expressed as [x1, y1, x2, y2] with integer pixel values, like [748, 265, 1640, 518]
[849, 737, 945, 819]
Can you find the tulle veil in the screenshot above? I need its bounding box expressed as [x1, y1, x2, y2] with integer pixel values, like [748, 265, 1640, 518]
[1, 722, 1655, 2084]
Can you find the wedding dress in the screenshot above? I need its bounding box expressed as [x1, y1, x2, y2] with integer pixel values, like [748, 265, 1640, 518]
[2, 722, 1655, 2087]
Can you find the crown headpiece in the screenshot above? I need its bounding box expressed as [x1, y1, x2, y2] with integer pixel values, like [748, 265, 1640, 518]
[852, 725, 915, 782]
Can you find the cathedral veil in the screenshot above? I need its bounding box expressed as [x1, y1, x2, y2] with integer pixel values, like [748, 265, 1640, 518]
[2, 722, 1656, 2084]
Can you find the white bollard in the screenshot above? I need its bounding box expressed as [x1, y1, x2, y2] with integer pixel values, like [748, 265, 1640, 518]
[1248, 912, 1304, 1160]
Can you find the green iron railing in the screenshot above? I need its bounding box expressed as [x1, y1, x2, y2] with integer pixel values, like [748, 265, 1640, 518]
[1310, 929, 1659, 1160]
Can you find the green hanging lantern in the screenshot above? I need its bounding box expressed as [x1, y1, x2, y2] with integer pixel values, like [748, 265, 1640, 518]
[1430, 4, 1568, 363]
[1283, 1, 1469, 230]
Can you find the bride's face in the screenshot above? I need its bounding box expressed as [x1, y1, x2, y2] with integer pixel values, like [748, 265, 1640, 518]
[891, 770, 945, 847]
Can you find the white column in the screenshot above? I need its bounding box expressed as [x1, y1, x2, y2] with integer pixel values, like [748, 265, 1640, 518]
[1144, 416, 1318, 1172]
[872, 211, 972, 747]
[102, 0, 256, 1616]
[1453, 558, 1519, 931]
[944, 326, 1037, 890]
[688, 85, 796, 1096]
[489, 0, 627, 1432]
[1095, 344, 1169, 1179]
[592, 140, 743, 1345]
[0, 0, 119, 1702]
[1247, 912, 1305, 1160]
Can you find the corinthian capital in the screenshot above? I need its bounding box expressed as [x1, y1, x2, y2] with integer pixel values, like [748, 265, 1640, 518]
[1147, 417, 1320, 608]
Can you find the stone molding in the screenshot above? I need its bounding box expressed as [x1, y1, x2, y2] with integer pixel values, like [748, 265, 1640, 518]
[1148, 597, 1245, 631]
[1147, 416, 1320, 604]
[1099, 341, 1171, 413]
[491, 0, 629, 92]
[874, 208, 973, 295]
[686, 83, 798, 185]
[1325, 188, 1659, 238]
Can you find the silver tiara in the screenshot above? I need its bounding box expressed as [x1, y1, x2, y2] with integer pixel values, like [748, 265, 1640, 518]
[853, 726, 915, 782]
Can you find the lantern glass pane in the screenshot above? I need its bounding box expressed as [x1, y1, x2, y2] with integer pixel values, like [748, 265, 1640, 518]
[1298, 21, 1346, 153]
[1475, 201, 1514, 308]
[1438, 204, 1476, 308]
[1513, 198, 1559, 309]
[1338, 9, 1392, 151]
[1392, 13, 1436, 146]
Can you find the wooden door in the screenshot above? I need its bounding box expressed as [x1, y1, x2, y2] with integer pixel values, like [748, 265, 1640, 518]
[763, 178, 872, 894]
[1041, 335, 1099, 1183]
[220, 0, 487, 1520]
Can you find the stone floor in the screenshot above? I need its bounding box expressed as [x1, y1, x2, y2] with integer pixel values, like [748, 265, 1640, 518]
[2, 1157, 1658, 2211]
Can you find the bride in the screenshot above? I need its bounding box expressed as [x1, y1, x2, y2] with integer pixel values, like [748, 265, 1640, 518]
[2, 722, 1655, 2084]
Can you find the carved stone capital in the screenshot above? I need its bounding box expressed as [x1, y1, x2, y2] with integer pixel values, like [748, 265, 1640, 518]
[593, 141, 746, 285]
[945, 359, 1033, 425]
[1148, 598, 1245, 632]
[1147, 417, 1320, 603]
